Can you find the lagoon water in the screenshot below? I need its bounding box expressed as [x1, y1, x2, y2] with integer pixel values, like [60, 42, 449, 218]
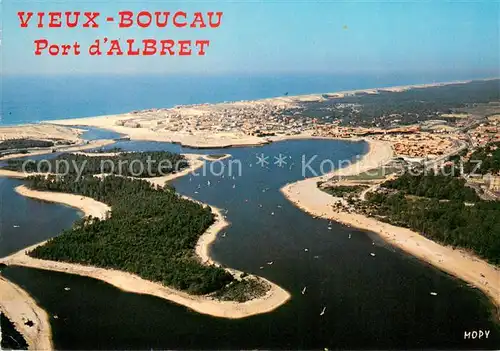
[0, 177, 80, 258]
[1, 73, 499, 348]
[1, 138, 499, 349]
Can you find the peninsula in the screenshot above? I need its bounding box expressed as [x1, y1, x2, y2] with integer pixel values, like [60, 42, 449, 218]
[0, 151, 291, 347]
[1, 78, 499, 348]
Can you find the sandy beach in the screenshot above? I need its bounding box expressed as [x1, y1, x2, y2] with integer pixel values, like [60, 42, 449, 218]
[0, 276, 53, 351]
[0, 160, 291, 325]
[47, 115, 270, 148]
[15, 185, 111, 219]
[281, 139, 500, 314]
[0, 187, 109, 351]
[144, 153, 207, 185]
[1, 78, 497, 347]
[40, 79, 480, 150]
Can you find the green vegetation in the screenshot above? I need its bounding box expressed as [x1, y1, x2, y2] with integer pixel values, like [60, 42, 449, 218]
[5, 151, 187, 178]
[463, 142, 500, 175]
[206, 154, 228, 160]
[212, 278, 269, 302]
[340, 166, 400, 181]
[302, 79, 499, 127]
[27, 174, 235, 295]
[364, 192, 500, 265]
[347, 170, 499, 265]
[87, 147, 124, 153]
[381, 172, 480, 202]
[320, 184, 368, 198]
[321, 162, 500, 264]
[0, 139, 54, 151]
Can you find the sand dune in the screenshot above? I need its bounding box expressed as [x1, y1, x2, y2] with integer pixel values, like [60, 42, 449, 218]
[0, 124, 82, 142]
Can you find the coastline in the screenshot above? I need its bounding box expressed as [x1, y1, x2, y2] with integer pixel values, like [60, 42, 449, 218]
[144, 153, 206, 185]
[40, 78, 496, 149]
[0, 186, 110, 351]
[0, 276, 53, 351]
[201, 153, 232, 161]
[0, 124, 83, 142]
[15, 185, 112, 219]
[0, 139, 116, 162]
[280, 139, 500, 314]
[0, 158, 291, 324]
[0, 77, 497, 346]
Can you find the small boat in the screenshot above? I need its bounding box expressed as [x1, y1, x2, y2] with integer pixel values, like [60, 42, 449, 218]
[222, 232, 226, 237]
[232, 184, 236, 189]
[328, 226, 332, 230]
[277, 205, 282, 208]
[53, 315, 59, 319]
[194, 191, 199, 194]
[271, 212, 275, 216]
[370, 253, 376, 257]
[64, 287, 71, 291]
[304, 248, 309, 252]
[430, 292, 438, 296]
[13, 225, 20, 228]
[314, 255, 319, 259]
[301, 287, 307, 295]
[207, 180, 211, 186]
[320, 307, 326, 316]
[267, 261, 273, 265]
[348, 234, 351, 239]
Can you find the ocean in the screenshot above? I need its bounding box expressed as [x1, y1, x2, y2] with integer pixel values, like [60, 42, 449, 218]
[1, 72, 493, 125]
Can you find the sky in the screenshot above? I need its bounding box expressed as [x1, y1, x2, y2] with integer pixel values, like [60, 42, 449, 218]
[2, 0, 499, 76]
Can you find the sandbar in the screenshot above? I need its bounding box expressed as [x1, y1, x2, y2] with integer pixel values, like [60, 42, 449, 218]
[0, 160, 291, 325]
[0, 124, 82, 142]
[0, 139, 116, 161]
[0, 276, 53, 350]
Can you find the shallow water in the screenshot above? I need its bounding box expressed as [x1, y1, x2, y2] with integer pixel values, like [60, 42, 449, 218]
[0, 177, 80, 258]
[1, 139, 499, 349]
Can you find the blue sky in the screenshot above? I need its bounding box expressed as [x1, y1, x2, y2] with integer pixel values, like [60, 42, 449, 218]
[2, 0, 499, 75]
